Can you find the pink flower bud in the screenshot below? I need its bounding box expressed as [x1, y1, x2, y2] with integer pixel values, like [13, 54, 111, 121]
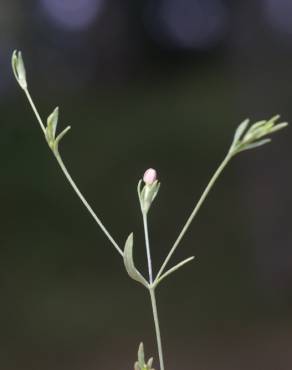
[143, 168, 157, 185]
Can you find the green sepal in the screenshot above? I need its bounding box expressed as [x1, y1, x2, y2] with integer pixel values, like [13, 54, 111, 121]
[139, 180, 161, 214]
[12, 50, 27, 89]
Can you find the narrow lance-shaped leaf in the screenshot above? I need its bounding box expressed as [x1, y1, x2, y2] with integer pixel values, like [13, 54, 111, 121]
[155, 256, 195, 286]
[147, 358, 154, 368]
[138, 343, 145, 368]
[246, 120, 266, 134]
[123, 233, 148, 288]
[240, 138, 271, 152]
[55, 126, 71, 147]
[230, 118, 249, 150]
[45, 107, 71, 153]
[244, 116, 279, 141]
[134, 342, 155, 370]
[269, 122, 288, 134]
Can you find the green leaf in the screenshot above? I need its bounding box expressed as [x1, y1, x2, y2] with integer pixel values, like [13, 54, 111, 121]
[55, 126, 71, 146]
[247, 120, 266, 134]
[230, 115, 288, 156]
[240, 138, 271, 151]
[123, 234, 148, 288]
[155, 256, 195, 286]
[147, 358, 154, 368]
[138, 343, 145, 368]
[230, 118, 249, 149]
[269, 122, 288, 134]
[134, 342, 155, 370]
[45, 108, 71, 152]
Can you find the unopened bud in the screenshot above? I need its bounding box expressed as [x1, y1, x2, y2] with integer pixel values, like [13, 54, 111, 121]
[143, 168, 157, 185]
[138, 169, 160, 214]
[12, 50, 27, 89]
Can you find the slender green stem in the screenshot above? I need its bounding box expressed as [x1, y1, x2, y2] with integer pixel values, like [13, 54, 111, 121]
[143, 213, 153, 283]
[24, 89, 46, 135]
[54, 152, 123, 257]
[155, 153, 232, 281]
[142, 213, 165, 370]
[23, 88, 123, 257]
[149, 287, 165, 370]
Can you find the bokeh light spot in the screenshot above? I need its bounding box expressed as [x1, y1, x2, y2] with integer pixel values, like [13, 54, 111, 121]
[263, 0, 292, 37]
[40, 0, 105, 31]
[147, 0, 229, 50]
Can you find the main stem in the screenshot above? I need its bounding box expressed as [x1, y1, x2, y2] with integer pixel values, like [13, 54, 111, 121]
[156, 153, 232, 281]
[149, 287, 165, 370]
[23, 88, 123, 257]
[143, 213, 165, 370]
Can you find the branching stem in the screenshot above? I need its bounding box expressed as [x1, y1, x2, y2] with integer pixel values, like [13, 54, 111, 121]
[23, 88, 123, 257]
[155, 153, 232, 281]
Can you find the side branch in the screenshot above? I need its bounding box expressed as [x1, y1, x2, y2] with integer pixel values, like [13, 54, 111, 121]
[155, 154, 232, 281]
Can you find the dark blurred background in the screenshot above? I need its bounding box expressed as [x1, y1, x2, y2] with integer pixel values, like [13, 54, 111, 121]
[1, 0, 292, 369]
